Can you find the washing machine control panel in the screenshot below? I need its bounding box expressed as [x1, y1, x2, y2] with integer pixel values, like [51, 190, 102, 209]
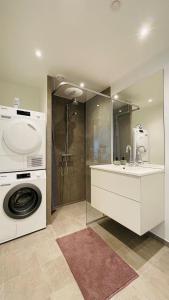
[17, 173, 31, 179]
[17, 110, 31, 117]
[0, 170, 46, 185]
[0, 105, 45, 120]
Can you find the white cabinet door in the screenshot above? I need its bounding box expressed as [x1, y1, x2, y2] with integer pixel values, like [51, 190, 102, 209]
[91, 185, 141, 234]
[91, 169, 141, 201]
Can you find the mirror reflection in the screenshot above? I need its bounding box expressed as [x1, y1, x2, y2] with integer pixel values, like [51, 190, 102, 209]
[113, 70, 164, 166]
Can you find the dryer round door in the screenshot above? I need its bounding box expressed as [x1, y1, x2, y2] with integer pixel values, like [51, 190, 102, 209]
[3, 120, 42, 154]
[3, 184, 42, 219]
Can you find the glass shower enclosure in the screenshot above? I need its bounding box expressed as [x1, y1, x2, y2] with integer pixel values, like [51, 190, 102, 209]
[51, 80, 113, 225]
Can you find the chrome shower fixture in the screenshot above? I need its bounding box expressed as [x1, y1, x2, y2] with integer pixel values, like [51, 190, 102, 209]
[72, 98, 79, 105]
[72, 111, 78, 117]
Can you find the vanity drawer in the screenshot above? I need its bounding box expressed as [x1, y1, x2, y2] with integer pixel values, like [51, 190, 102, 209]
[91, 185, 141, 234]
[91, 169, 140, 201]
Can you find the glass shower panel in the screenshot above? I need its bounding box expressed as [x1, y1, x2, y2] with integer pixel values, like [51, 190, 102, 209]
[85, 88, 112, 225]
[52, 97, 85, 209]
[52, 81, 112, 224]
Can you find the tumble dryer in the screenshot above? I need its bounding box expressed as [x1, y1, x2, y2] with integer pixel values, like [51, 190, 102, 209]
[0, 170, 46, 243]
[0, 105, 46, 173]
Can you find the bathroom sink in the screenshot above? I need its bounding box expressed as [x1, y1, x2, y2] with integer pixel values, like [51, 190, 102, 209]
[90, 163, 164, 177]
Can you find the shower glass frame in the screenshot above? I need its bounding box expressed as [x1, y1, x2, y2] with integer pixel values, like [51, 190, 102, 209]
[52, 80, 139, 226]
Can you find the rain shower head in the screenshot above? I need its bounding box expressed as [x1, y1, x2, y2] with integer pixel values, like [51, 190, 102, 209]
[53, 81, 85, 102]
[64, 87, 83, 99]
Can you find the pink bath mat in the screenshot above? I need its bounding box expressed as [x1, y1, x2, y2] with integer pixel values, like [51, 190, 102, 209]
[56, 228, 138, 300]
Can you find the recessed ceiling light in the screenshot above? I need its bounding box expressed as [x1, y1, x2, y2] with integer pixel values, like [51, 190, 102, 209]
[139, 24, 152, 40]
[97, 104, 100, 107]
[80, 82, 85, 88]
[114, 94, 119, 100]
[35, 49, 42, 58]
[148, 98, 153, 103]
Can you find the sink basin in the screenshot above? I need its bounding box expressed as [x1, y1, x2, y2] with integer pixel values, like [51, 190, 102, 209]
[90, 163, 164, 177]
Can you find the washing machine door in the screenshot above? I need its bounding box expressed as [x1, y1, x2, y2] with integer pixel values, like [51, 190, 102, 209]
[3, 120, 42, 154]
[3, 183, 42, 219]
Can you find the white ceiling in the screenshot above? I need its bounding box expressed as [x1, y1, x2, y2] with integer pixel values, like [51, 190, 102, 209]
[0, 0, 169, 91]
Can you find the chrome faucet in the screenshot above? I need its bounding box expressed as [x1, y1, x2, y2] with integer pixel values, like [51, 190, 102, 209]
[126, 145, 133, 164]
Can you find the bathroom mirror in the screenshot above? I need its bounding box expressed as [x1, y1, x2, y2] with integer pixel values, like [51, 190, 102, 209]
[113, 70, 164, 165]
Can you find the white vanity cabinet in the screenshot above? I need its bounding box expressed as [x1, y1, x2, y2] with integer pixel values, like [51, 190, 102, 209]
[91, 165, 164, 235]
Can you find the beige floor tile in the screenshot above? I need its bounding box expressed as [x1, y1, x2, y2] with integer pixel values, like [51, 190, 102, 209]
[52, 201, 86, 227]
[149, 246, 169, 275]
[131, 236, 164, 261]
[35, 238, 62, 266]
[132, 277, 169, 300]
[3, 264, 50, 300]
[112, 284, 146, 300]
[42, 255, 75, 293]
[34, 225, 56, 239]
[52, 201, 85, 222]
[141, 264, 169, 296]
[49, 281, 84, 300]
[86, 203, 104, 223]
[0, 284, 4, 300]
[0, 247, 39, 284]
[91, 222, 125, 251]
[52, 216, 85, 238]
[0, 226, 54, 257]
[133, 264, 169, 300]
[3, 236, 36, 256]
[116, 244, 146, 271]
[26, 282, 51, 300]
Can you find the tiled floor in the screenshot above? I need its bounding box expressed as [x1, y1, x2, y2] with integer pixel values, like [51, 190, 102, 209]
[0, 201, 169, 300]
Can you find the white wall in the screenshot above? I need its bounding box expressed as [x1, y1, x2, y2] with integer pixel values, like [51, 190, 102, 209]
[0, 79, 42, 112]
[40, 78, 47, 114]
[131, 104, 164, 165]
[111, 51, 169, 242]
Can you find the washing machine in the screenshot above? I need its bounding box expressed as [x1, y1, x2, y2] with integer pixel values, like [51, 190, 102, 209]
[0, 170, 46, 244]
[0, 105, 46, 173]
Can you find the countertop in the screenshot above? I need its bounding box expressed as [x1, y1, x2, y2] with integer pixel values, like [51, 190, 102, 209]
[90, 163, 164, 177]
